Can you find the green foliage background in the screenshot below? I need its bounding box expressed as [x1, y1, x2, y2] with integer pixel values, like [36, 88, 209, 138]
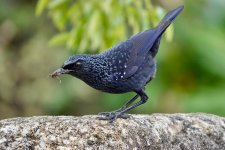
[36, 0, 173, 52]
[0, 0, 225, 119]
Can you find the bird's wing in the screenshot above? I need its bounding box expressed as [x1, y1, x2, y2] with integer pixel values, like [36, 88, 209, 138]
[102, 40, 135, 81]
[122, 29, 157, 79]
[103, 29, 156, 81]
[104, 6, 184, 80]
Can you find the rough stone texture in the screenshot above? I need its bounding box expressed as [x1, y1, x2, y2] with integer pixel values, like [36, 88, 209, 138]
[0, 113, 225, 150]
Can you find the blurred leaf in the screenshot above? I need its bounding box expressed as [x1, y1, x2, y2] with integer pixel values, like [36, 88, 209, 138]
[35, 0, 49, 16]
[51, 9, 68, 31]
[67, 23, 84, 51]
[48, 32, 69, 46]
[48, 0, 69, 10]
[165, 26, 174, 42]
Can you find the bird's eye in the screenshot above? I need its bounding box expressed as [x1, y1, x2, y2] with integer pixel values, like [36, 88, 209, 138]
[74, 61, 82, 68]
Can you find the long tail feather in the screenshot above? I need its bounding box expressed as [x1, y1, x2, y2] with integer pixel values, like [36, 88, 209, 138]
[157, 5, 184, 35]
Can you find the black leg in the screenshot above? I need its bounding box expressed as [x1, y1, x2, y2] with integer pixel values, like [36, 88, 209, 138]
[98, 89, 148, 122]
[98, 94, 139, 117]
[119, 89, 148, 113]
[118, 94, 139, 111]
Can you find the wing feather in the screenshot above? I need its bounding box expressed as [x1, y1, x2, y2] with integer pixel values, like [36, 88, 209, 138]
[102, 6, 184, 80]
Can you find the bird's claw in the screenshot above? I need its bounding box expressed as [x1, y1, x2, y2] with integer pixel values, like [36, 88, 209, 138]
[98, 111, 130, 122]
[98, 111, 114, 117]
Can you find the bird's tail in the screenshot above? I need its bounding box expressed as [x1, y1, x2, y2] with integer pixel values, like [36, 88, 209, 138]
[150, 5, 184, 56]
[157, 5, 184, 35]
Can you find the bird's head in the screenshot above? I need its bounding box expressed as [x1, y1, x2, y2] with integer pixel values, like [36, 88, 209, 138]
[49, 54, 92, 78]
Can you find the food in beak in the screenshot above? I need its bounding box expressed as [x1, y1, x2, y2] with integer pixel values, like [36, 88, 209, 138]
[49, 67, 72, 78]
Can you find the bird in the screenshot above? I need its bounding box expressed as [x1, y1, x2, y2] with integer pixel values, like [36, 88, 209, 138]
[50, 6, 184, 122]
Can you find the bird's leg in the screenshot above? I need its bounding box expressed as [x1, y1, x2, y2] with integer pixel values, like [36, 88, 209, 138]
[98, 89, 148, 122]
[118, 94, 139, 111]
[119, 89, 148, 114]
[98, 94, 139, 117]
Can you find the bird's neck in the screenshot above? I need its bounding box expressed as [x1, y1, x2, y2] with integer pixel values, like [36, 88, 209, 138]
[76, 56, 109, 87]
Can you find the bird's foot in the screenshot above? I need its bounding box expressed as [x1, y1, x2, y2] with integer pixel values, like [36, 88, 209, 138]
[98, 107, 125, 117]
[98, 111, 116, 117]
[98, 111, 130, 123]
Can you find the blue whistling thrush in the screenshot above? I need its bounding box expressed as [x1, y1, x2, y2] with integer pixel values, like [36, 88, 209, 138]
[50, 6, 184, 122]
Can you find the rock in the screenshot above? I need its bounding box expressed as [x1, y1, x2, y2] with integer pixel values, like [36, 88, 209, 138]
[0, 113, 225, 150]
